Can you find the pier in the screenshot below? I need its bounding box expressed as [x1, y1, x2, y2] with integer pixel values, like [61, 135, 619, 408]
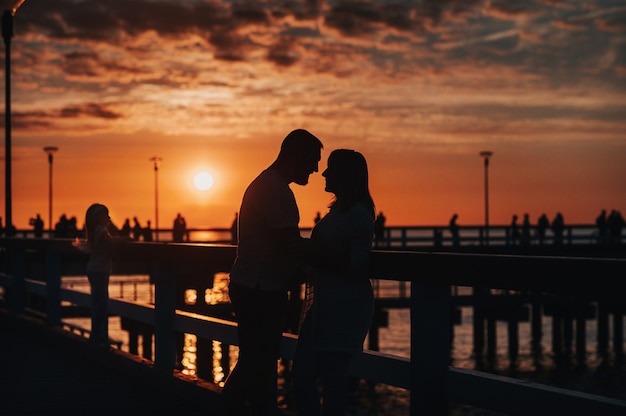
[1, 236, 625, 415]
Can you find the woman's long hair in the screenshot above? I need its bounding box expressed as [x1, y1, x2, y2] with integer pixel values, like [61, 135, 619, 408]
[85, 203, 108, 250]
[327, 149, 375, 218]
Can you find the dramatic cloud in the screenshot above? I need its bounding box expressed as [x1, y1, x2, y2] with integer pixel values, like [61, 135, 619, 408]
[3, 0, 625, 228]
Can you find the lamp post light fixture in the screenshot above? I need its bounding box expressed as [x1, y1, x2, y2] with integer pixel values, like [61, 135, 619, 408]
[149, 156, 161, 241]
[44, 146, 58, 235]
[1, 0, 25, 236]
[479, 151, 493, 245]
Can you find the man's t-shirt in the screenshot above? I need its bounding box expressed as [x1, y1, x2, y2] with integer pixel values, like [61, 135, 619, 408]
[230, 168, 302, 291]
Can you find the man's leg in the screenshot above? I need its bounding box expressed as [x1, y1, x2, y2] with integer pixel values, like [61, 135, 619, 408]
[222, 283, 287, 415]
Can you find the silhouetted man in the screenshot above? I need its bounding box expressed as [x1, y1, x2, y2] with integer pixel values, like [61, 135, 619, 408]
[221, 129, 323, 416]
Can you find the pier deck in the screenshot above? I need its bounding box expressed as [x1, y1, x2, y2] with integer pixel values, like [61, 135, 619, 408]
[0, 309, 220, 416]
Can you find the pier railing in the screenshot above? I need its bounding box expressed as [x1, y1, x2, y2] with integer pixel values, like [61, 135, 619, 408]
[11, 223, 623, 249]
[0, 238, 625, 416]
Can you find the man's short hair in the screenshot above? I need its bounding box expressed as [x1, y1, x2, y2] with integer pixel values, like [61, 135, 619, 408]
[279, 129, 323, 159]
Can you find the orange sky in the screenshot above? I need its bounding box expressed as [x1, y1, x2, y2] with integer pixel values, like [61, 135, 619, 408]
[2, 1, 626, 230]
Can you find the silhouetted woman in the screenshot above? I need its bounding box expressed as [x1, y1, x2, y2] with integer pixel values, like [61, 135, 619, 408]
[293, 149, 375, 416]
[85, 203, 113, 346]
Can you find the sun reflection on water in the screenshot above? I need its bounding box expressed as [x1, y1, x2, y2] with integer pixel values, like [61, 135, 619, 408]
[182, 334, 197, 376]
[180, 273, 234, 384]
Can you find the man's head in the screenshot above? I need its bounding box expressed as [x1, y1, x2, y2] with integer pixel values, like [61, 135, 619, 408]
[276, 129, 323, 185]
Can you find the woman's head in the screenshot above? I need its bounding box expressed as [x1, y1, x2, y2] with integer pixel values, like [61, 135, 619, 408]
[323, 149, 374, 215]
[85, 203, 109, 245]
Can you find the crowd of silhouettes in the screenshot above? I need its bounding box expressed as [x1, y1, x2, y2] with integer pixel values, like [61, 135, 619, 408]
[54, 214, 80, 238]
[444, 211, 624, 248]
[2, 208, 624, 248]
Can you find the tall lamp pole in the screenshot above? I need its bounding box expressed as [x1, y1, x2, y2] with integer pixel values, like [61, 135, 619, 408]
[149, 156, 161, 241]
[479, 151, 493, 245]
[1, 0, 25, 236]
[44, 146, 58, 235]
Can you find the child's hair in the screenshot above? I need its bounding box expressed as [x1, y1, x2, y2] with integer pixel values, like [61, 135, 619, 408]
[85, 203, 109, 249]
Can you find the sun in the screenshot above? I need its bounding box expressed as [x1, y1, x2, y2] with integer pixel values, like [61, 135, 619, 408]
[194, 172, 214, 191]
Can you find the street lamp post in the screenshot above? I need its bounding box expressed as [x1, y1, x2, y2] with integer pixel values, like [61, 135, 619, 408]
[44, 146, 58, 236]
[149, 156, 161, 241]
[479, 151, 493, 245]
[1, 0, 25, 236]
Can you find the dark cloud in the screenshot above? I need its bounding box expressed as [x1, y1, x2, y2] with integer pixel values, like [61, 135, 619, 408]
[325, 1, 383, 36]
[13, 0, 626, 91]
[267, 38, 301, 66]
[0, 103, 119, 131]
[59, 103, 121, 119]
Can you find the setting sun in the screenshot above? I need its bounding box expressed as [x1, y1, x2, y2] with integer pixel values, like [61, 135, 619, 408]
[194, 172, 214, 191]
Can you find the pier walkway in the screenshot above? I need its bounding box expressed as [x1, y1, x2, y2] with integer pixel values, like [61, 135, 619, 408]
[0, 309, 221, 416]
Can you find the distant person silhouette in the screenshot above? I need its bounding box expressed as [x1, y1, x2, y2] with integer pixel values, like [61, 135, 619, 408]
[521, 213, 531, 246]
[54, 214, 70, 238]
[449, 213, 460, 247]
[293, 149, 376, 416]
[551, 212, 565, 246]
[143, 220, 153, 242]
[230, 212, 239, 244]
[509, 214, 520, 246]
[30, 213, 44, 238]
[537, 214, 549, 245]
[85, 203, 114, 347]
[314, 211, 321, 224]
[608, 209, 625, 246]
[120, 218, 131, 238]
[374, 211, 386, 247]
[172, 213, 187, 242]
[132, 217, 142, 241]
[221, 129, 323, 416]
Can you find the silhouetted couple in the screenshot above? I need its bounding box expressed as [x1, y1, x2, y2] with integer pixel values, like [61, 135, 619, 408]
[221, 130, 376, 416]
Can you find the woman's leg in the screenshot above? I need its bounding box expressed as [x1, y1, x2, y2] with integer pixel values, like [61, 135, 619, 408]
[292, 314, 321, 416]
[319, 351, 353, 416]
[87, 272, 110, 344]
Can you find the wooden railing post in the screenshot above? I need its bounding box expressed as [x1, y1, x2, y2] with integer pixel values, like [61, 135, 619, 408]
[410, 280, 450, 416]
[7, 247, 26, 314]
[153, 261, 176, 372]
[44, 250, 62, 327]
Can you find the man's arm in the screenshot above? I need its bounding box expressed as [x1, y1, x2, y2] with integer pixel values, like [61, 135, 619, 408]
[272, 226, 314, 262]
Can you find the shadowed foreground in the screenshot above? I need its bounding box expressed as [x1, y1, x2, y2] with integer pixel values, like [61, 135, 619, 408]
[0, 309, 221, 416]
